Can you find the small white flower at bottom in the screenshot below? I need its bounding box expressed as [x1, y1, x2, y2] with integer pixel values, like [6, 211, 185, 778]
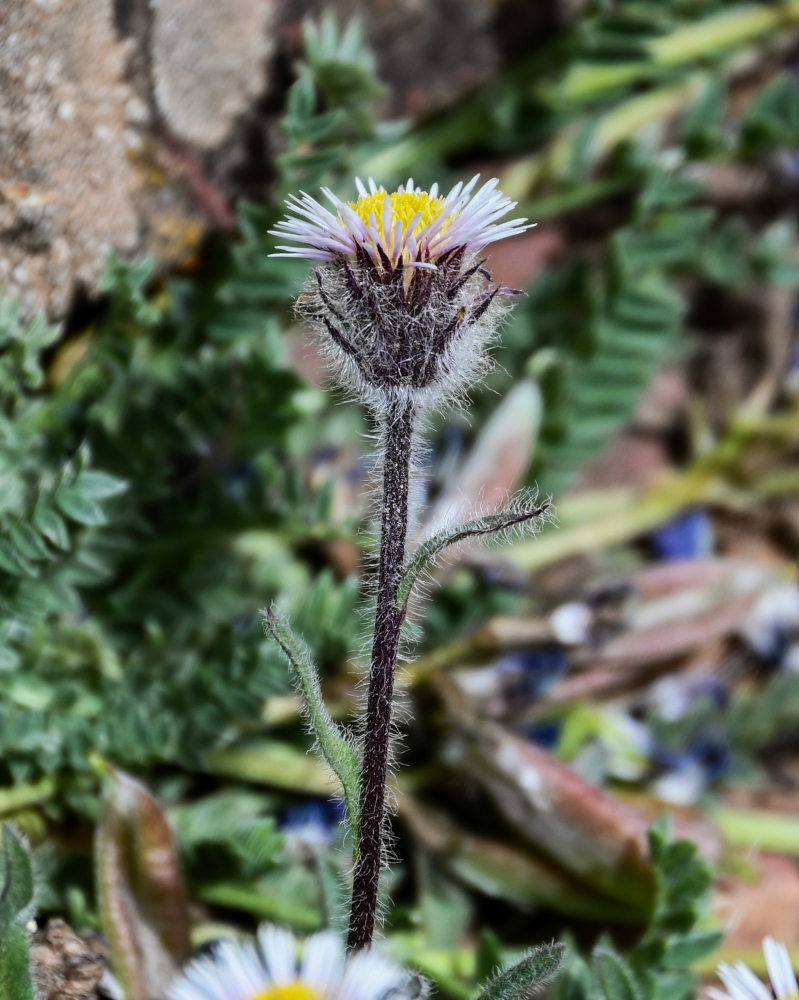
[168, 924, 417, 1000]
[709, 938, 799, 1000]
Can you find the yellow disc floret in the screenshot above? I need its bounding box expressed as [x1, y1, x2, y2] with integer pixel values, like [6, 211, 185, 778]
[253, 983, 325, 1000]
[351, 189, 448, 237]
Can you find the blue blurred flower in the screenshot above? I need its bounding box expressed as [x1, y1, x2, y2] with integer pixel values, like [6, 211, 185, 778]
[650, 509, 714, 561]
[739, 582, 799, 669]
[688, 734, 730, 781]
[496, 645, 570, 700]
[651, 733, 730, 804]
[524, 719, 562, 750]
[279, 799, 346, 853]
[648, 674, 728, 722]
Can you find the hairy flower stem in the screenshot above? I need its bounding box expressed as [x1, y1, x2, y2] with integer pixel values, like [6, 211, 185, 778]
[347, 397, 415, 952]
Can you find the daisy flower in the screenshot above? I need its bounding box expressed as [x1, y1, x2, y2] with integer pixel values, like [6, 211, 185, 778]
[168, 924, 418, 1000]
[269, 175, 531, 269]
[710, 938, 799, 1000]
[270, 176, 532, 405]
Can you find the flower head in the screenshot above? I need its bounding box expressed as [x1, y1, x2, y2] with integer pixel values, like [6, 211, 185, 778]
[270, 175, 530, 270]
[710, 938, 799, 1000]
[169, 924, 417, 1000]
[270, 176, 532, 407]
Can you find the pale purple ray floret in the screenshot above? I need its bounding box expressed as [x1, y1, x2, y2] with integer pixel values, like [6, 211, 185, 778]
[269, 175, 533, 268]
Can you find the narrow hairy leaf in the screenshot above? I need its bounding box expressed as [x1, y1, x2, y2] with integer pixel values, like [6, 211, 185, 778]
[475, 942, 565, 1000]
[263, 607, 361, 839]
[397, 498, 551, 609]
[96, 768, 191, 1000]
[0, 924, 35, 1000]
[0, 826, 34, 932]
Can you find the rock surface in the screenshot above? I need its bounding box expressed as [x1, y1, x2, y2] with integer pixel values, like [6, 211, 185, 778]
[30, 918, 107, 1000]
[0, 0, 202, 318]
[0, 0, 566, 318]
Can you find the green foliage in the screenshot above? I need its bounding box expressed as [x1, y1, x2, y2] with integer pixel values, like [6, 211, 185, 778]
[549, 820, 720, 1000]
[0, 11, 385, 792]
[518, 153, 799, 493]
[521, 163, 691, 492]
[728, 670, 799, 755]
[277, 13, 383, 187]
[741, 72, 799, 154]
[646, 669, 799, 785]
[0, 826, 35, 1000]
[170, 790, 284, 882]
[369, 3, 799, 499]
[0, 300, 126, 627]
[370, 0, 799, 172]
[592, 945, 642, 1000]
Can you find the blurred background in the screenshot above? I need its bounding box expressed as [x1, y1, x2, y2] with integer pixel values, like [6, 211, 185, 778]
[3, 0, 799, 996]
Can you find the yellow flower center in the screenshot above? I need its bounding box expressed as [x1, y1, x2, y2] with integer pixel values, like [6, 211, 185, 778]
[252, 983, 325, 1000]
[350, 189, 447, 237]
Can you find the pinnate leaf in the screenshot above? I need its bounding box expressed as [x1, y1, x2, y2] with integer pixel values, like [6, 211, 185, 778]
[592, 945, 642, 1000]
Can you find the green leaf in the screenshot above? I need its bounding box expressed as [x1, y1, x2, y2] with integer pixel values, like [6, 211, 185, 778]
[0, 540, 28, 577]
[73, 470, 128, 500]
[592, 945, 642, 1000]
[752, 222, 799, 287]
[54, 487, 107, 527]
[6, 519, 50, 562]
[680, 77, 727, 154]
[0, 829, 36, 998]
[475, 943, 565, 1000]
[417, 853, 472, 950]
[660, 931, 724, 969]
[548, 951, 591, 1000]
[287, 74, 318, 120]
[397, 496, 551, 609]
[476, 929, 508, 987]
[32, 504, 70, 550]
[0, 826, 35, 932]
[263, 608, 361, 841]
[0, 924, 35, 1000]
[650, 971, 695, 1000]
[742, 72, 799, 152]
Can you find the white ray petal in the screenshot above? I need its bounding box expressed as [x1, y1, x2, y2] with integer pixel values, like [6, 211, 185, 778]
[765, 938, 799, 999]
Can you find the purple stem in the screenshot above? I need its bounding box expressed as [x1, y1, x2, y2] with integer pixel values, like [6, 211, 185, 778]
[347, 396, 415, 951]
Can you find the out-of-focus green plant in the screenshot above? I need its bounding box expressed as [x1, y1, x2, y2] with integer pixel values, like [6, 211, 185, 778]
[0, 826, 36, 1000]
[549, 819, 722, 1000]
[0, 15, 389, 800]
[517, 159, 799, 492]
